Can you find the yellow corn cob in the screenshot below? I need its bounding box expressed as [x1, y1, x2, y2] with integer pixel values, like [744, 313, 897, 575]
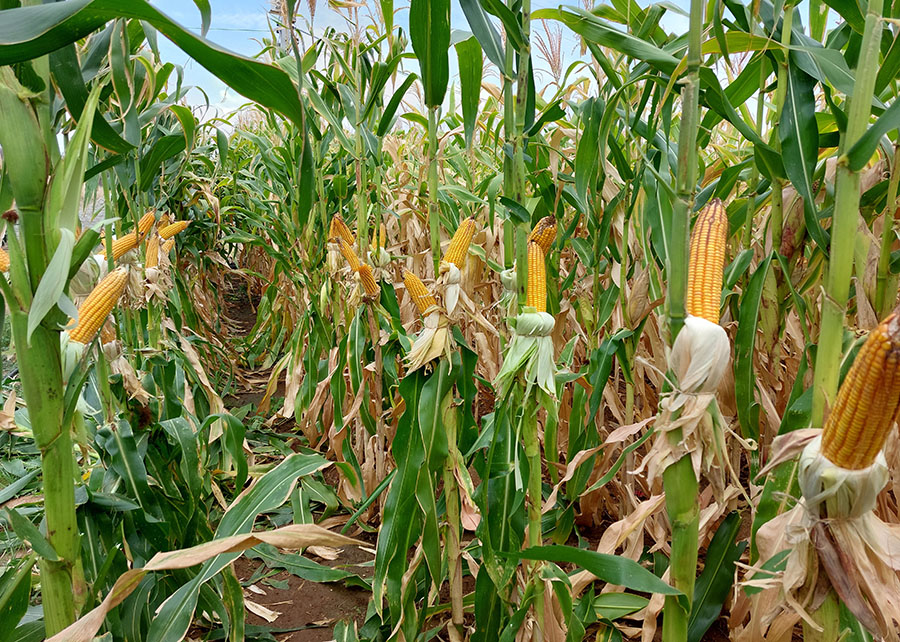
[358, 264, 379, 297]
[526, 241, 546, 312]
[0, 248, 9, 272]
[374, 223, 386, 251]
[338, 238, 361, 271]
[159, 221, 189, 239]
[329, 216, 356, 247]
[162, 239, 175, 254]
[403, 270, 437, 316]
[528, 216, 557, 255]
[822, 313, 900, 470]
[442, 217, 476, 268]
[145, 235, 160, 269]
[138, 211, 155, 237]
[69, 267, 128, 344]
[686, 198, 728, 323]
[100, 233, 140, 260]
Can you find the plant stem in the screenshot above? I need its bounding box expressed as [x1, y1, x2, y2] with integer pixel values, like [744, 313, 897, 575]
[523, 394, 544, 631]
[441, 393, 464, 641]
[428, 106, 441, 272]
[667, 0, 702, 339]
[875, 144, 900, 318]
[662, 455, 699, 642]
[11, 316, 78, 635]
[811, 0, 884, 426]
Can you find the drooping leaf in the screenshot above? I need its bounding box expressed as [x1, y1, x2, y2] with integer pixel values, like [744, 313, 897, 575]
[409, 0, 450, 108]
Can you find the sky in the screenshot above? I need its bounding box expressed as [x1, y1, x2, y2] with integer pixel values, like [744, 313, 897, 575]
[149, 0, 692, 117]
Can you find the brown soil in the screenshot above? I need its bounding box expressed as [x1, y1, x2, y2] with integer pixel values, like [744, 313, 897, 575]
[232, 547, 372, 642]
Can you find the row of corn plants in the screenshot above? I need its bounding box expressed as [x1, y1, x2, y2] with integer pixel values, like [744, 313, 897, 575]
[2, 0, 900, 641]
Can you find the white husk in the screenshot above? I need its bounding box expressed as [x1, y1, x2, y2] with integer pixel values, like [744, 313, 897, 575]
[749, 436, 900, 640]
[405, 310, 452, 372]
[640, 316, 732, 488]
[438, 261, 461, 317]
[69, 254, 102, 302]
[495, 310, 557, 399]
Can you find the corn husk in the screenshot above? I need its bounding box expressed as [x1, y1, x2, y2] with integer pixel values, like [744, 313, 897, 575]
[406, 310, 452, 372]
[750, 434, 900, 640]
[640, 315, 734, 490]
[438, 260, 462, 317]
[495, 309, 557, 400]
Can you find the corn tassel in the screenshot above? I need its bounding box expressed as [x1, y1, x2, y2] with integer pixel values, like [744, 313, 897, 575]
[0, 248, 9, 272]
[358, 264, 379, 297]
[338, 238, 362, 271]
[69, 267, 128, 344]
[526, 241, 546, 312]
[528, 216, 557, 255]
[329, 216, 356, 247]
[145, 235, 160, 269]
[159, 221, 189, 239]
[821, 313, 900, 470]
[686, 198, 728, 323]
[404, 270, 437, 316]
[442, 217, 476, 268]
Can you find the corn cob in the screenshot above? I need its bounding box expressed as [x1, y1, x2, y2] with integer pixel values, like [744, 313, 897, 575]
[686, 198, 728, 324]
[329, 216, 356, 247]
[821, 313, 900, 470]
[526, 241, 546, 312]
[159, 221, 189, 240]
[100, 233, 141, 261]
[442, 217, 476, 268]
[0, 248, 9, 272]
[338, 237, 361, 271]
[138, 211, 155, 237]
[358, 264, 379, 297]
[145, 235, 160, 269]
[162, 239, 175, 254]
[528, 216, 557, 255]
[403, 270, 437, 316]
[69, 267, 128, 344]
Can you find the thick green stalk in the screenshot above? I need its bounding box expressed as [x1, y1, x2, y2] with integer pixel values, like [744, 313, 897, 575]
[427, 106, 441, 271]
[662, 455, 700, 642]
[513, 0, 531, 307]
[875, 144, 900, 318]
[11, 316, 78, 634]
[811, 0, 884, 426]
[522, 394, 544, 629]
[441, 394, 463, 641]
[667, 0, 702, 339]
[502, 14, 516, 270]
[357, 48, 369, 264]
[662, 2, 702, 640]
[769, 6, 794, 256]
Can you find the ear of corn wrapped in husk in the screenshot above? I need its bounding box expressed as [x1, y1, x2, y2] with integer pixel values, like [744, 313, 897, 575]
[494, 241, 557, 401]
[403, 271, 451, 371]
[438, 217, 477, 316]
[749, 314, 900, 640]
[640, 199, 735, 491]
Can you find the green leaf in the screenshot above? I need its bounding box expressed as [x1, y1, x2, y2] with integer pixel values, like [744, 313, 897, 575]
[377, 73, 417, 137]
[0, 555, 35, 642]
[191, 0, 210, 37]
[510, 546, 687, 610]
[480, 0, 527, 54]
[735, 255, 772, 448]
[459, 0, 505, 74]
[592, 593, 649, 620]
[780, 64, 827, 250]
[575, 98, 603, 203]
[847, 97, 900, 172]
[4, 508, 59, 561]
[409, 0, 450, 108]
[688, 512, 746, 641]
[455, 36, 482, 148]
[27, 228, 74, 343]
[0, 0, 305, 127]
[0, 469, 39, 505]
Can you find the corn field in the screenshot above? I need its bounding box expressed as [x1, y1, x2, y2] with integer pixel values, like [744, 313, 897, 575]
[2, 0, 900, 640]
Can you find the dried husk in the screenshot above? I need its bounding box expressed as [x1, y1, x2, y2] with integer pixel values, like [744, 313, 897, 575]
[750, 435, 900, 640]
[405, 309, 452, 372]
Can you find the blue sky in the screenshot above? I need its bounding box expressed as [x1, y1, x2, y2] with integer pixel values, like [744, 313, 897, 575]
[150, 0, 692, 116]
